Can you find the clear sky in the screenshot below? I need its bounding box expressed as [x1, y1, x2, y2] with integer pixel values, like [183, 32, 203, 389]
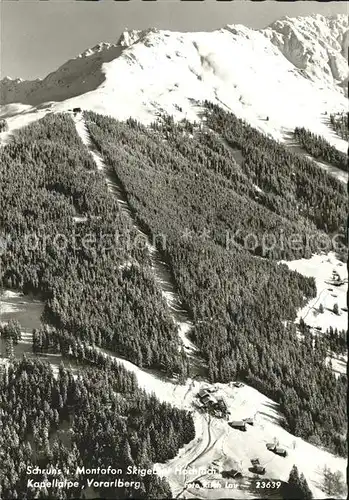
[1, 0, 348, 80]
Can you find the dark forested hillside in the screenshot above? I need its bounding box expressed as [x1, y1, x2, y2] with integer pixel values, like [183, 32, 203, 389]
[85, 107, 347, 456]
[203, 104, 347, 231]
[0, 358, 194, 499]
[0, 114, 185, 376]
[294, 126, 347, 173]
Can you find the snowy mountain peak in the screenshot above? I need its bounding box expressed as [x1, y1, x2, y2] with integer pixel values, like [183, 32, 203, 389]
[0, 13, 347, 154]
[117, 29, 143, 47]
[1, 76, 21, 83]
[78, 42, 116, 59]
[117, 28, 160, 48]
[262, 14, 349, 91]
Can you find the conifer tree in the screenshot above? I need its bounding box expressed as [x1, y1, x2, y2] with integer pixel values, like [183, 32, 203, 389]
[299, 473, 313, 500]
[5, 337, 14, 360]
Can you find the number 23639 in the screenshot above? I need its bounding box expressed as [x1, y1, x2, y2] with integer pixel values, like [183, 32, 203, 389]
[256, 481, 281, 489]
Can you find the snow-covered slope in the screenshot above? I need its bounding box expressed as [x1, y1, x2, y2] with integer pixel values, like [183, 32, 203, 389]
[281, 252, 347, 379]
[0, 42, 122, 105]
[283, 252, 347, 333]
[1, 15, 348, 153]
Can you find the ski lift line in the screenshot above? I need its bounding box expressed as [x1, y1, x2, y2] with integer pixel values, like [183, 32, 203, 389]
[75, 116, 198, 359]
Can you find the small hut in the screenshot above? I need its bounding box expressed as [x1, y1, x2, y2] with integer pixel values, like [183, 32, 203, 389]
[229, 421, 247, 431]
[252, 465, 266, 475]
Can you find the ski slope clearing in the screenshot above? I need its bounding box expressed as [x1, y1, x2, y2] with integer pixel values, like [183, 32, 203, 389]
[0, 105, 49, 146]
[1, 15, 348, 153]
[159, 383, 347, 500]
[283, 128, 348, 184]
[0, 290, 43, 330]
[327, 354, 347, 378]
[282, 253, 347, 378]
[282, 253, 347, 332]
[74, 113, 198, 356]
[0, 290, 69, 377]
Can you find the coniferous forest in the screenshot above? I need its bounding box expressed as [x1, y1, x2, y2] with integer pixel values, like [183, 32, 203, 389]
[294, 126, 347, 173]
[84, 105, 347, 457]
[0, 107, 347, 499]
[0, 114, 194, 498]
[0, 114, 186, 376]
[0, 357, 194, 499]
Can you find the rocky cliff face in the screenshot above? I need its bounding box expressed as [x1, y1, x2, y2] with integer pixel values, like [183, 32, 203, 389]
[262, 14, 348, 93]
